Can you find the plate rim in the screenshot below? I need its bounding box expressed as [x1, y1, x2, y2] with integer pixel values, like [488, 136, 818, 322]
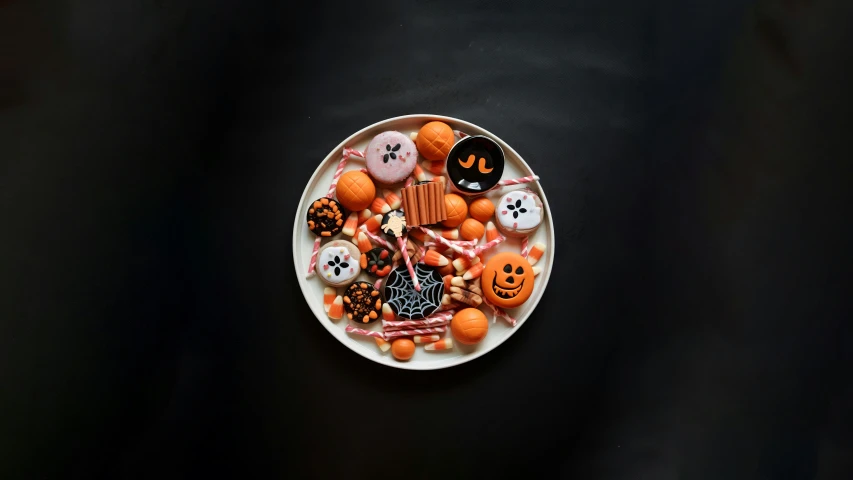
[292, 114, 555, 370]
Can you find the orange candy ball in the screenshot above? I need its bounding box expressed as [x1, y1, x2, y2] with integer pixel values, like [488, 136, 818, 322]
[416, 121, 455, 161]
[391, 338, 415, 361]
[336, 171, 376, 212]
[451, 308, 489, 345]
[459, 218, 485, 241]
[468, 197, 495, 222]
[442, 194, 468, 228]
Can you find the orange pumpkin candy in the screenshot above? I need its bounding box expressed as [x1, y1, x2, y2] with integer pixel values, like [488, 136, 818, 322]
[481, 252, 535, 309]
[416, 121, 455, 161]
[336, 171, 376, 212]
[391, 338, 415, 361]
[459, 218, 485, 241]
[468, 197, 495, 223]
[442, 194, 468, 228]
[451, 308, 489, 345]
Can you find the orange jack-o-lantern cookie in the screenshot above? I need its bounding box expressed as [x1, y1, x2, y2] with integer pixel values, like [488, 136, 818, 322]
[336, 170, 376, 212]
[451, 308, 489, 345]
[416, 121, 455, 161]
[442, 194, 468, 228]
[481, 252, 534, 308]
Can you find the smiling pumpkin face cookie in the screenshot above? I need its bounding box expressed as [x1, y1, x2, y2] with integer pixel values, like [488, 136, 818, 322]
[481, 252, 534, 309]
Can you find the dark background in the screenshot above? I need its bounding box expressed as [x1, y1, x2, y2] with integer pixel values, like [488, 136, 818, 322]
[2, 0, 852, 478]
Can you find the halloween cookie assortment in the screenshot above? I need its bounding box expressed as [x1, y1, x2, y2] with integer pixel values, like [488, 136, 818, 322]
[303, 120, 548, 362]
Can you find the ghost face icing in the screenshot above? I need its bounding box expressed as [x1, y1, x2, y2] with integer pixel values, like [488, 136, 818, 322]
[319, 245, 358, 284]
[497, 191, 542, 232]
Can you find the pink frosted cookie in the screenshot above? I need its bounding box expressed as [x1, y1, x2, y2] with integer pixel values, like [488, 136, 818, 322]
[495, 189, 544, 238]
[365, 131, 418, 185]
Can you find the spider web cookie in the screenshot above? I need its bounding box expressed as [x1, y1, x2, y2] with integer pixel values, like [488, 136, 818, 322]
[384, 264, 444, 320]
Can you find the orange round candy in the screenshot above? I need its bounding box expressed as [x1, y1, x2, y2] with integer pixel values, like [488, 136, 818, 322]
[481, 252, 535, 309]
[459, 218, 485, 241]
[391, 338, 415, 361]
[451, 308, 489, 345]
[416, 121, 455, 161]
[336, 171, 376, 212]
[442, 194, 468, 228]
[468, 197, 495, 222]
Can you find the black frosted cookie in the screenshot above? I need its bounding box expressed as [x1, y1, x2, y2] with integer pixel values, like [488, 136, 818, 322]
[446, 135, 505, 194]
[306, 197, 346, 237]
[360, 247, 393, 277]
[343, 281, 384, 324]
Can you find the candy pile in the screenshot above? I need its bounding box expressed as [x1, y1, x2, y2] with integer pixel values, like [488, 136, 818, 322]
[306, 120, 547, 362]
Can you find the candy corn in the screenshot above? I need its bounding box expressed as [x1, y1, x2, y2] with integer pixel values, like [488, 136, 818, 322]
[413, 164, 427, 182]
[437, 262, 456, 277]
[409, 132, 418, 141]
[382, 303, 396, 322]
[527, 242, 546, 266]
[425, 159, 445, 175]
[341, 211, 359, 237]
[424, 338, 453, 351]
[375, 337, 391, 353]
[413, 334, 441, 344]
[462, 262, 484, 281]
[323, 287, 336, 312]
[485, 221, 499, 242]
[328, 296, 344, 320]
[533, 265, 542, 276]
[440, 228, 458, 240]
[452, 255, 480, 273]
[371, 197, 390, 214]
[363, 214, 382, 233]
[382, 189, 401, 210]
[422, 250, 450, 267]
[357, 208, 373, 225]
[441, 293, 452, 306]
[443, 275, 454, 291]
[409, 228, 427, 242]
[353, 231, 372, 253]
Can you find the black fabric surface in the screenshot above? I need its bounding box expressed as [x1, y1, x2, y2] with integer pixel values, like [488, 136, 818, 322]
[2, 0, 852, 478]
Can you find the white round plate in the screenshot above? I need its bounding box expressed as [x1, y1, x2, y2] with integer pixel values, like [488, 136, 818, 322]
[293, 114, 554, 370]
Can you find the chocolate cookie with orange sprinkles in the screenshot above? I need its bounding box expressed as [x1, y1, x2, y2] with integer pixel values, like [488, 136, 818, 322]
[306, 197, 347, 237]
[343, 281, 384, 324]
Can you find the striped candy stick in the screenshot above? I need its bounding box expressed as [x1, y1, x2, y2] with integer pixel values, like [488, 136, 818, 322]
[414, 226, 467, 255]
[397, 236, 420, 291]
[308, 148, 363, 277]
[345, 325, 386, 339]
[497, 175, 539, 187]
[520, 237, 529, 258]
[384, 326, 447, 339]
[469, 234, 505, 258]
[359, 225, 396, 251]
[306, 236, 322, 278]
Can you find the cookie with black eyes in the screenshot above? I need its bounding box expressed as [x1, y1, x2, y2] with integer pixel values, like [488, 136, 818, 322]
[446, 135, 505, 195]
[481, 252, 534, 309]
[495, 189, 544, 238]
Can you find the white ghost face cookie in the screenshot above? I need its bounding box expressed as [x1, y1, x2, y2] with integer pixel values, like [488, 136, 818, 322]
[495, 189, 544, 238]
[316, 240, 361, 287]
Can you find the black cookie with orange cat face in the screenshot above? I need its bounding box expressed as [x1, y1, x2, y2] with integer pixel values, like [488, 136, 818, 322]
[446, 135, 505, 194]
[343, 281, 384, 324]
[306, 197, 347, 237]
